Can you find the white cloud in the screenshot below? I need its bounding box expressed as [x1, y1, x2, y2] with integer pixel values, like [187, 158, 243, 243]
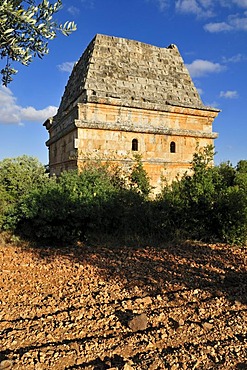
[219, 90, 239, 98]
[175, 0, 215, 18]
[205, 13, 247, 32]
[222, 53, 245, 63]
[206, 101, 220, 108]
[0, 86, 57, 125]
[57, 62, 75, 73]
[67, 6, 80, 16]
[150, 0, 247, 21]
[204, 21, 233, 32]
[21, 106, 58, 121]
[233, 0, 247, 8]
[229, 13, 247, 29]
[80, 0, 95, 8]
[156, 0, 169, 10]
[186, 59, 226, 77]
[146, 0, 169, 11]
[172, 0, 247, 32]
[196, 87, 204, 95]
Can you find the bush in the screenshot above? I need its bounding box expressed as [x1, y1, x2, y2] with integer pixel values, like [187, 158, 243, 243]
[0, 156, 48, 230]
[1, 151, 247, 246]
[215, 186, 247, 244]
[17, 180, 84, 243]
[159, 147, 247, 244]
[0, 155, 47, 198]
[129, 154, 152, 197]
[14, 162, 152, 243]
[16, 166, 117, 243]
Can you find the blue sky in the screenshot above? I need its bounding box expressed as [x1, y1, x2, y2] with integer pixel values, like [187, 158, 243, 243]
[0, 0, 247, 166]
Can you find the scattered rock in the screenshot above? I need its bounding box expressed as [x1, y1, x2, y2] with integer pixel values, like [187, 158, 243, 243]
[0, 242, 246, 369]
[0, 360, 13, 369]
[143, 296, 152, 305]
[123, 363, 134, 370]
[202, 322, 214, 331]
[178, 319, 185, 326]
[128, 313, 148, 332]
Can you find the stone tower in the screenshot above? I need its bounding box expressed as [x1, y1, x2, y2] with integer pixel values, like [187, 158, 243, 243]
[44, 34, 219, 193]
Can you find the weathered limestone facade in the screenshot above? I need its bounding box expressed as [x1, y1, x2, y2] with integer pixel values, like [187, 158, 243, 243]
[44, 34, 219, 193]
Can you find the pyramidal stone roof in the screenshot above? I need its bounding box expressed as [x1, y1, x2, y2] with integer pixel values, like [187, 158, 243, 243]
[55, 34, 218, 122]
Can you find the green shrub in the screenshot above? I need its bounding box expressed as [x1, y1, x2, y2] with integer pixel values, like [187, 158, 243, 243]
[129, 154, 152, 197]
[0, 156, 48, 230]
[1, 152, 247, 246]
[0, 155, 47, 199]
[17, 181, 84, 243]
[159, 146, 247, 244]
[214, 186, 247, 244]
[15, 166, 117, 243]
[158, 146, 218, 240]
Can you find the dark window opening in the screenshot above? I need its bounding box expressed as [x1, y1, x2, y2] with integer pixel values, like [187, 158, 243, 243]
[132, 139, 138, 151]
[170, 141, 176, 153]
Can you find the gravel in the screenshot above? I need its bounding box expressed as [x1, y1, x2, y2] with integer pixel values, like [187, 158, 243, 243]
[0, 240, 246, 369]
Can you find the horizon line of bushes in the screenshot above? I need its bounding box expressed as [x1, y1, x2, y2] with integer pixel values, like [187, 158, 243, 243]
[0, 147, 247, 246]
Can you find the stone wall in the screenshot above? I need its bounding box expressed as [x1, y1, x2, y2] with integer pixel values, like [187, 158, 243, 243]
[44, 34, 220, 193]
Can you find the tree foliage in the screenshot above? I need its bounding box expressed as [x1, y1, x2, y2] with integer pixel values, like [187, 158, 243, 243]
[0, 155, 48, 229]
[0, 155, 47, 198]
[159, 146, 247, 244]
[0, 149, 247, 246]
[129, 154, 152, 197]
[0, 158, 152, 243]
[0, 0, 76, 85]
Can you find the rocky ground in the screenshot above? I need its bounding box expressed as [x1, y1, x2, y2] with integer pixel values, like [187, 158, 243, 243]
[0, 239, 246, 369]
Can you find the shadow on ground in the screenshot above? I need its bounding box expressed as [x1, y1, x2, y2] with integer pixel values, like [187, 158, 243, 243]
[20, 239, 247, 305]
[0, 236, 247, 369]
